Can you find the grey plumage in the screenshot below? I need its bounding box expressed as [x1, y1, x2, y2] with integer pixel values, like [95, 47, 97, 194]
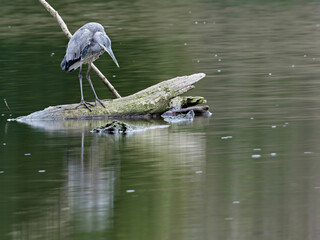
[61, 22, 119, 111]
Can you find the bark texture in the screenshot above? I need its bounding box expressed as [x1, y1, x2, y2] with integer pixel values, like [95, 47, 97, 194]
[17, 73, 207, 121]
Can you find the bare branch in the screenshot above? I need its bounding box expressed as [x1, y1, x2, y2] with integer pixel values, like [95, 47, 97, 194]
[4, 99, 11, 114]
[90, 64, 121, 98]
[38, 0, 72, 39]
[38, 0, 121, 98]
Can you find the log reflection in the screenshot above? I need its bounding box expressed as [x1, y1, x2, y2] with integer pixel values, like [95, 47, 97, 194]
[10, 120, 206, 239]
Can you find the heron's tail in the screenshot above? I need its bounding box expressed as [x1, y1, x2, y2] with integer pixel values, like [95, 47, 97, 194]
[61, 56, 80, 72]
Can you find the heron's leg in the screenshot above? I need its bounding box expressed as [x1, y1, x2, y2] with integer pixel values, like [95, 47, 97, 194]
[75, 65, 94, 111]
[86, 64, 106, 108]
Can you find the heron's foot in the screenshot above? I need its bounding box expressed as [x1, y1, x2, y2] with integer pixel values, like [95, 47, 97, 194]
[75, 100, 94, 111]
[95, 98, 106, 108]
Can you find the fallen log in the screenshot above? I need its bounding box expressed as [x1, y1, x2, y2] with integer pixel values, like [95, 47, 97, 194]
[16, 73, 208, 121]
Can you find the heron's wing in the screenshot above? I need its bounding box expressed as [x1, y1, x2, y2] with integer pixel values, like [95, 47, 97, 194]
[65, 28, 93, 63]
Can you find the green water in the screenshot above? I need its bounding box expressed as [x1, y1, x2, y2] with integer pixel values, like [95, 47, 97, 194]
[1, 1, 320, 239]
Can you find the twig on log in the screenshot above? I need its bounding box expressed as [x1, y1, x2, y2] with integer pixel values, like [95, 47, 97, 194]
[38, 0, 121, 98]
[90, 64, 121, 98]
[4, 99, 11, 114]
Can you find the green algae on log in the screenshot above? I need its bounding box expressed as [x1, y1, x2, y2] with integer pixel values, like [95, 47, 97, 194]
[17, 73, 207, 121]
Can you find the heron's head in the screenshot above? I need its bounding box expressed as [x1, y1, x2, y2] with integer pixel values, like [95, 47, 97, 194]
[98, 32, 119, 68]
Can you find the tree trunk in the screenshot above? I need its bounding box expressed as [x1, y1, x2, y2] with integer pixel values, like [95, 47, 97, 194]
[17, 73, 207, 121]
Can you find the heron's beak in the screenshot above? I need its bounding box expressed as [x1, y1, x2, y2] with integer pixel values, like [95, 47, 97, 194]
[100, 44, 120, 68]
[106, 47, 119, 68]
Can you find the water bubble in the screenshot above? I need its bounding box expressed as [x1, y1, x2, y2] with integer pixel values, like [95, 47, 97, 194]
[24, 153, 31, 156]
[253, 148, 261, 151]
[197, 60, 200, 63]
[252, 154, 261, 158]
[38, 170, 46, 173]
[2, 143, 6, 146]
[1, 114, 4, 116]
[217, 69, 221, 73]
[268, 73, 272, 76]
[250, 117, 254, 120]
[232, 201, 240, 204]
[50, 52, 55, 56]
[270, 153, 277, 156]
[221, 136, 232, 140]
[195, 170, 203, 174]
[112, 75, 116, 78]
[218, 58, 222, 62]
[291, 64, 295, 68]
[184, 42, 187, 46]
[83, 13, 97, 17]
[272, 125, 277, 128]
[189, 10, 192, 14]
[304, 54, 307, 57]
[0, 171, 4, 174]
[214, 54, 218, 57]
[195, 21, 198, 24]
[126, 189, 135, 193]
[304, 152, 313, 154]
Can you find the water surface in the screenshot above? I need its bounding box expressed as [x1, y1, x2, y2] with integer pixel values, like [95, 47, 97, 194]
[1, 1, 320, 239]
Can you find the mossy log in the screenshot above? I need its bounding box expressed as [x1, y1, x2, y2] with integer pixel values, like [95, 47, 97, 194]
[17, 73, 207, 121]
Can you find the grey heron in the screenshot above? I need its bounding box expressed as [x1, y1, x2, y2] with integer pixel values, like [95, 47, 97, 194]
[61, 22, 119, 111]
